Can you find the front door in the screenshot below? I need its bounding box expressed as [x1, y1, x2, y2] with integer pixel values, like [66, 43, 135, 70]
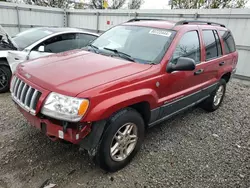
[159, 29, 207, 119]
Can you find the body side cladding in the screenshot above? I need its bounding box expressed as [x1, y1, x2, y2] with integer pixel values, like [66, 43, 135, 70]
[149, 107, 160, 123]
[148, 82, 218, 127]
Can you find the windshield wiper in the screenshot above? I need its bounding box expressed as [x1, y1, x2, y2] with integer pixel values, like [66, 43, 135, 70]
[87, 44, 99, 53]
[148, 62, 158, 65]
[104, 47, 135, 62]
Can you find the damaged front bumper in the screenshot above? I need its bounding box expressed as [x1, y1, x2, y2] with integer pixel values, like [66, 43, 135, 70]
[17, 105, 91, 144]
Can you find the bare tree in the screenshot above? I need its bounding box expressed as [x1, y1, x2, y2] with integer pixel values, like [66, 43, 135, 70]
[128, 0, 144, 9]
[170, 0, 248, 9]
[206, 0, 248, 8]
[24, 0, 72, 8]
[89, 0, 126, 9]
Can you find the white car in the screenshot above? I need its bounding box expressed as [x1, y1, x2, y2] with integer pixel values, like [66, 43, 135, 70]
[0, 25, 98, 93]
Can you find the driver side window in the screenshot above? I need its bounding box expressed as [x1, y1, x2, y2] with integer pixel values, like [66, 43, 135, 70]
[171, 31, 200, 64]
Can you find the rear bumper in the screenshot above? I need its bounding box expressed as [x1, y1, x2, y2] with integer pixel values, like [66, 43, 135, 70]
[17, 105, 91, 144]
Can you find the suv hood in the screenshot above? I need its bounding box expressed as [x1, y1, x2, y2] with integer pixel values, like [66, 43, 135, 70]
[17, 50, 151, 96]
[0, 25, 18, 50]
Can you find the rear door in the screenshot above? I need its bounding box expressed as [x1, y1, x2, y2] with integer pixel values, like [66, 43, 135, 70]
[76, 33, 98, 48]
[218, 30, 237, 71]
[197, 28, 224, 87]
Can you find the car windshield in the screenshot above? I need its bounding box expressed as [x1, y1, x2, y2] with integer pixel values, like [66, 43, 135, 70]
[12, 28, 53, 50]
[92, 25, 176, 64]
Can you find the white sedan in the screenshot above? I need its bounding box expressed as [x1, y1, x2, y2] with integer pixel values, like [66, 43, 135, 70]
[0, 26, 98, 93]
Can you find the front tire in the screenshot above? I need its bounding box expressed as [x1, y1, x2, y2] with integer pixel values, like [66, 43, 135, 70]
[201, 79, 226, 112]
[94, 108, 145, 172]
[0, 66, 12, 93]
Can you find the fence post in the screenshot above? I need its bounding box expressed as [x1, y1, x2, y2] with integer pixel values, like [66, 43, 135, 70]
[63, 8, 68, 27]
[96, 12, 100, 33]
[16, 6, 21, 32]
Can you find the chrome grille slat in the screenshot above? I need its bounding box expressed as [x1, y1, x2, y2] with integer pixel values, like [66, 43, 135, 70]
[17, 82, 24, 100]
[10, 76, 17, 92]
[20, 83, 28, 103]
[30, 90, 38, 110]
[11, 76, 42, 115]
[14, 79, 21, 96]
[24, 87, 32, 106]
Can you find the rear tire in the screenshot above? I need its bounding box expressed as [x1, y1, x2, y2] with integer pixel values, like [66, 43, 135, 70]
[201, 79, 226, 112]
[0, 65, 12, 93]
[93, 108, 145, 172]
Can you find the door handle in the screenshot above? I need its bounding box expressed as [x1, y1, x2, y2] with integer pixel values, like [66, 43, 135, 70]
[194, 69, 204, 75]
[219, 62, 225, 66]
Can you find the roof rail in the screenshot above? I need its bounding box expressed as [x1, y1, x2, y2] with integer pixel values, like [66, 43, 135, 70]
[175, 20, 225, 28]
[127, 18, 164, 22]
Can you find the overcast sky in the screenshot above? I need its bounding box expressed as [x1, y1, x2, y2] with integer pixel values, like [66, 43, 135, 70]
[139, 0, 250, 9]
[140, 0, 170, 9]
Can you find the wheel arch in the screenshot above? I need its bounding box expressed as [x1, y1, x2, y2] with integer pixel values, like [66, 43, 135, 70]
[0, 57, 11, 71]
[221, 72, 231, 83]
[84, 89, 158, 123]
[129, 101, 151, 125]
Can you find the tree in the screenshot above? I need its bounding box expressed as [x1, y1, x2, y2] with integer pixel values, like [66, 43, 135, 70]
[24, 0, 70, 8]
[128, 0, 144, 9]
[89, 0, 126, 9]
[206, 0, 248, 8]
[170, 0, 248, 9]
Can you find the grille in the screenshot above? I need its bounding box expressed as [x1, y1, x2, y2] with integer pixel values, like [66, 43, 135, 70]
[10, 76, 42, 115]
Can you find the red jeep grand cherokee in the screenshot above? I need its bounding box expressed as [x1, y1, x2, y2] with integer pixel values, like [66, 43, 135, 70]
[10, 19, 238, 172]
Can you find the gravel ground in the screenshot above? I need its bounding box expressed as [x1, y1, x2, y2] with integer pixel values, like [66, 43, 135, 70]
[0, 79, 249, 188]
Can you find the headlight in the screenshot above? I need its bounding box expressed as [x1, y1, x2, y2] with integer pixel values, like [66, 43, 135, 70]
[41, 92, 89, 122]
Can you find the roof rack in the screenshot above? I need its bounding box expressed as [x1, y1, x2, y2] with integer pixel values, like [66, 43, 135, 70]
[127, 18, 164, 22]
[175, 20, 225, 27]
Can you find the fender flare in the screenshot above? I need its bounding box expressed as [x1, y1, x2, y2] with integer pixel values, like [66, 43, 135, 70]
[84, 89, 159, 122]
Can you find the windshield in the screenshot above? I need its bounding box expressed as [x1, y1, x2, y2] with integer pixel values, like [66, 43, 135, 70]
[12, 28, 53, 50]
[92, 25, 176, 64]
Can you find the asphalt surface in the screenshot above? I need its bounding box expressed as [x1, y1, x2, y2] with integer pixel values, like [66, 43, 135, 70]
[0, 79, 249, 188]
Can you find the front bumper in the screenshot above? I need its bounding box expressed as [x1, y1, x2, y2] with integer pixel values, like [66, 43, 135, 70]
[16, 105, 91, 144]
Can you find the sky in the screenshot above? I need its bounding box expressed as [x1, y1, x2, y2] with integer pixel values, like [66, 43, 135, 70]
[140, 0, 250, 9]
[8, 0, 250, 9]
[140, 0, 170, 9]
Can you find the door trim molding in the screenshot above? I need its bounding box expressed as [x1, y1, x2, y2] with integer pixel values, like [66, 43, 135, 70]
[148, 82, 218, 127]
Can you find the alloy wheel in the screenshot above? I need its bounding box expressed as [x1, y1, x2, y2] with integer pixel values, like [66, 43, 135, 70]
[0, 68, 8, 90]
[213, 85, 224, 106]
[110, 123, 138, 162]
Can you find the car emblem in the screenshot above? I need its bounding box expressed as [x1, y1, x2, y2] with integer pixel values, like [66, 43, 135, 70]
[24, 73, 31, 79]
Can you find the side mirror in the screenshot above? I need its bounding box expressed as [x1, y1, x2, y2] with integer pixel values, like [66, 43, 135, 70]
[38, 45, 45, 52]
[0, 36, 2, 41]
[167, 57, 196, 73]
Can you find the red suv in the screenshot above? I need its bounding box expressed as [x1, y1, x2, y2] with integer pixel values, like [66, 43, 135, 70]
[10, 19, 238, 172]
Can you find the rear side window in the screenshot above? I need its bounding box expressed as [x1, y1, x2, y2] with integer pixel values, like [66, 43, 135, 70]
[202, 30, 222, 60]
[219, 30, 236, 54]
[76, 33, 97, 48]
[171, 31, 200, 64]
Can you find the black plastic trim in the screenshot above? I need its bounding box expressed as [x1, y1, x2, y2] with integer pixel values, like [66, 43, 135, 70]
[149, 107, 160, 124]
[79, 120, 106, 156]
[149, 83, 217, 127]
